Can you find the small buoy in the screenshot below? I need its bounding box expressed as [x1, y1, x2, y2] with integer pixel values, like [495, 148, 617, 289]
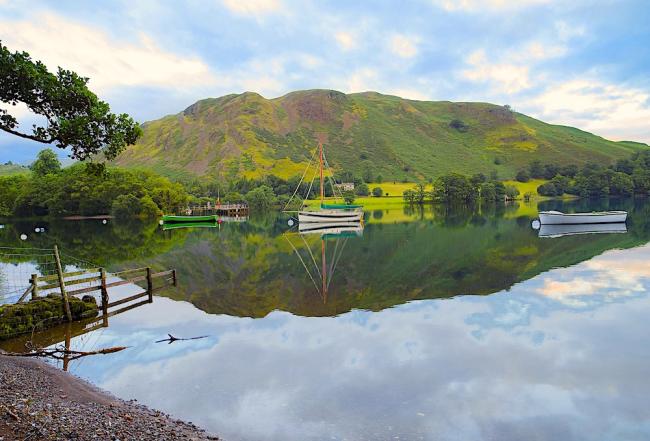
[20, 234, 27, 240]
[102, 219, 108, 224]
[531, 219, 541, 230]
[159, 220, 164, 225]
[288, 219, 295, 227]
[34, 227, 40, 233]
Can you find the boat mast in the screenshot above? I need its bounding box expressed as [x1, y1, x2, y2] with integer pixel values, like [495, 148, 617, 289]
[319, 141, 324, 206]
[321, 237, 327, 302]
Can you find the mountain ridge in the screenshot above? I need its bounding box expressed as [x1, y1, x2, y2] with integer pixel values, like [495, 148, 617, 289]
[115, 89, 648, 181]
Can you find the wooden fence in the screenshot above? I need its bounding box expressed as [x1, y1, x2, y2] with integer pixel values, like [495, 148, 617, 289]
[16, 246, 176, 323]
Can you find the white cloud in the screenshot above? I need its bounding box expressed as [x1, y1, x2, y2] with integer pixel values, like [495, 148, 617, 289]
[462, 41, 567, 94]
[529, 79, 650, 143]
[433, 0, 553, 12]
[388, 34, 419, 59]
[335, 31, 357, 51]
[0, 13, 215, 93]
[462, 49, 531, 94]
[343, 68, 380, 93]
[222, 0, 283, 17]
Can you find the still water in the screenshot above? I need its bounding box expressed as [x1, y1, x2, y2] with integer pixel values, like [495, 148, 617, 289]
[2, 199, 650, 440]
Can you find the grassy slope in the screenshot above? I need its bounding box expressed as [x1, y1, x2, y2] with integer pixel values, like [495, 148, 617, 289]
[115, 90, 648, 181]
[0, 164, 29, 176]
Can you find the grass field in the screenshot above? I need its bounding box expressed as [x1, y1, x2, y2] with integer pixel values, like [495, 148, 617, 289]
[503, 179, 546, 197]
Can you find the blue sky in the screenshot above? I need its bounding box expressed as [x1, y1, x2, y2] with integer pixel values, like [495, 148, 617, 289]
[1, 0, 649, 164]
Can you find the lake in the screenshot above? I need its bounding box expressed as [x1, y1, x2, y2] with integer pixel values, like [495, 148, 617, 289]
[2, 198, 650, 441]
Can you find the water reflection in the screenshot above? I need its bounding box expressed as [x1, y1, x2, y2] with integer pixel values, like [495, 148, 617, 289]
[7, 243, 649, 441]
[2, 199, 650, 440]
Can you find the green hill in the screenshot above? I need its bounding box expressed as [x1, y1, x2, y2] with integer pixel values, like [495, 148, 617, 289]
[115, 89, 648, 181]
[0, 163, 29, 176]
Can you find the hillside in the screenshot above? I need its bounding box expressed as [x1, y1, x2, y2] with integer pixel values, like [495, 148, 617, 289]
[0, 163, 29, 176]
[115, 90, 648, 181]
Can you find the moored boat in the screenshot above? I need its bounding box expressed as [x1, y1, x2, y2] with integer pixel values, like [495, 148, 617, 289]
[162, 214, 218, 223]
[538, 210, 627, 225]
[296, 142, 363, 224]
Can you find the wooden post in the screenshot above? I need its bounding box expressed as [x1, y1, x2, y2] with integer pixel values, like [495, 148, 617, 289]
[63, 322, 72, 372]
[53, 245, 73, 322]
[100, 268, 109, 327]
[146, 267, 153, 303]
[30, 274, 39, 300]
[172, 269, 177, 287]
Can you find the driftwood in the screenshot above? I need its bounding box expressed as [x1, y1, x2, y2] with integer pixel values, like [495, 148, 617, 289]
[2, 344, 128, 361]
[155, 334, 209, 344]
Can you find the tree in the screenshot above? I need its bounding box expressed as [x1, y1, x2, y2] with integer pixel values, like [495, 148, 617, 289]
[0, 42, 142, 160]
[560, 164, 578, 178]
[537, 182, 558, 196]
[609, 172, 634, 196]
[449, 119, 468, 132]
[515, 170, 530, 182]
[504, 185, 520, 200]
[245, 185, 276, 210]
[470, 173, 487, 187]
[355, 182, 369, 196]
[432, 173, 475, 203]
[402, 189, 416, 204]
[415, 183, 426, 204]
[542, 164, 559, 179]
[372, 187, 383, 197]
[342, 190, 356, 205]
[30, 148, 61, 176]
[528, 161, 544, 179]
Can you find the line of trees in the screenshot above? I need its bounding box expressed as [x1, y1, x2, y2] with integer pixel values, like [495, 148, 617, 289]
[403, 173, 519, 205]
[0, 149, 188, 219]
[518, 151, 650, 198]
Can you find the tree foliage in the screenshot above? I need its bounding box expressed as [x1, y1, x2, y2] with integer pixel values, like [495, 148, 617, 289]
[245, 185, 276, 210]
[0, 160, 187, 218]
[30, 148, 61, 177]
[0, 41, 142, 160]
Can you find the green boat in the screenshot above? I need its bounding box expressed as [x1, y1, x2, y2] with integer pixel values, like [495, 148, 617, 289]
[162, 221, 218, 231]
[162, 214, 218, 223]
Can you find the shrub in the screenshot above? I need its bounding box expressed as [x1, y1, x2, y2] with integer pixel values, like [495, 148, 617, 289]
[515, 170, 530, 182]
[372, 187, 383, 197]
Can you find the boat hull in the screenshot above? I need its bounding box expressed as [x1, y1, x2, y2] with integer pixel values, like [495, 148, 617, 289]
[298, 210, 363, 223]
[539, 222, 627, 238]
[538, 211, 627, 225]
[298, 221, 363, 236]
[162, 215, 217, 223]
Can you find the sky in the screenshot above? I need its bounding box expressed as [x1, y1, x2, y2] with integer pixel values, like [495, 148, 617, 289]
[1, 0, 649, 164]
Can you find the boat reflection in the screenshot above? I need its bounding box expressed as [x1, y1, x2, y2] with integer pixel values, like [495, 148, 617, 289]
[286, 222, 363, 302]
[538, 222, 628, 238]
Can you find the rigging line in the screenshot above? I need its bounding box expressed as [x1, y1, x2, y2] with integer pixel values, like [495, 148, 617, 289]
[327, 237, 349, 290]
[304, 165, 320, 206]
[300, 233, 322, 281]
[327, 237, 341, 278]
[282, 234, 321, 297]
[0, 246, 55, 251]
[283, 148, 318, 211]
[322, 151, 343, 201]
[59, 252, 99, 268]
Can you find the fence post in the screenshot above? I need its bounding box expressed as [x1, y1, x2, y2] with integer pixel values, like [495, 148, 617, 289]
[30, 274, 39, 300]
[100, 268, 109, 327]
[53, 245, 73, 322]
[172, 269, 177, 287]
[146, 267, 153, 303]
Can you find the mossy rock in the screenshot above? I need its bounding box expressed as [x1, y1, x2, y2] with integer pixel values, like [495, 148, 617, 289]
[0, 295, 98, 340]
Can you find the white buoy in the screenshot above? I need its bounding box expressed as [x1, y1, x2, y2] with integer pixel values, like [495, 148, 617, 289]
[20, 234, 27, 240]
[159, 219, 164, 225]
[34, 227, 40, 233]
[102, 219, 108, 224]
[531, 219, 541, 230]
[288, 219, 295, 227]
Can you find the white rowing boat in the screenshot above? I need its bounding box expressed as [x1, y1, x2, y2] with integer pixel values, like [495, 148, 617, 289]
[538, 210, 627, 225]
[538, 222, 627, 238]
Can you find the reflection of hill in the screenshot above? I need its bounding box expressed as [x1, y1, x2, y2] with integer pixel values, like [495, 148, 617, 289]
[134, 200, 650, 318]
[4, 200, 649, 319]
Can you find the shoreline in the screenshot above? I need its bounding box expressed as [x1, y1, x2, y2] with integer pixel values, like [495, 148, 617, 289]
[0, 352, 220, 440]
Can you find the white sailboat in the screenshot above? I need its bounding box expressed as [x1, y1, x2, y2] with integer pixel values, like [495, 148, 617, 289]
[296, 141, 363, 224]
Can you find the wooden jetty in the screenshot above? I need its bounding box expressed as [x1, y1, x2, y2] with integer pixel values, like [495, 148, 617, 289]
[183, 203, 248, 217]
